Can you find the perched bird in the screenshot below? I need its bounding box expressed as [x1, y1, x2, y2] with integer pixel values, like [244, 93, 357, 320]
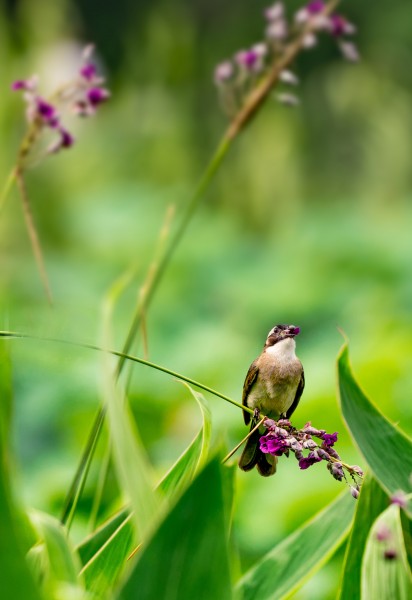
[239, 324, 304, 477]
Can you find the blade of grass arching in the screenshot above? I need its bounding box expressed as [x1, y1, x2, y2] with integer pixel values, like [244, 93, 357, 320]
[118, 458, 233, 600]
[28, 510, 83, 592]
[0, 330, 252, 417]
[236, 492, 355, 600]
[0, 341, 43, 600]
[361, 504, 412, 600]
[338, 472, 389, 600]
[77, 431, 205, 593]
[79, 375, 213, 584]
[337, 343, 412, 511]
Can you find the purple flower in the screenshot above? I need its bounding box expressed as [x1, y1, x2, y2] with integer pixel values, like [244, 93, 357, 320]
[327, 461, 344, 481]
[12, 80, 30, 91]
[299, 453, 322, 470]
[323, 432, 338, 447]
[36, 98, 59, 126]
[48, 127, 75, 154]
[350, 486, 359, 499]
[214, 61, 234, 83]
[80, 63, 97, 81]
[260, 435, 289, 456]
[307, 1, 325, 14]
[87, 87, 110, 107]
[236, 50, 259, 70]
[329, 14, 356, 37]
[264, 2, 284, 22]
[390, 490, 408, 509]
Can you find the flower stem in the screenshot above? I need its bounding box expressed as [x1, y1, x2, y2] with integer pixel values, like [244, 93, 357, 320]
[15, 169, 53, 305]
[222, 417, 266, 464]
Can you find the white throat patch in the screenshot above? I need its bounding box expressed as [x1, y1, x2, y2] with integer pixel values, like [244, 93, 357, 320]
[265, 337, 296, 360]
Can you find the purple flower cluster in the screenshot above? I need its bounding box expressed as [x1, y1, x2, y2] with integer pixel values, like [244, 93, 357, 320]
[259, 418, 363, 497]
[214, 1, 358, 115]
[12, 45, 110, 155]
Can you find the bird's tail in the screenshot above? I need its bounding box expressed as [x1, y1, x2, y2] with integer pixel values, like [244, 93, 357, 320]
[238, 426, 277, 476]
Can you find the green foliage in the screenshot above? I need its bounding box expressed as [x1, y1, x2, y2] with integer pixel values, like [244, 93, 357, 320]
[339, 473, 389, 599]
[78, 382, 212, 595]
[338, 343, 412, 507]
[28, 510, 83, 596]
[0, 342, 42, 600]
[362, 505, 412, 599]
[118, 458, 233, 600]
[236, 492, 355, 600]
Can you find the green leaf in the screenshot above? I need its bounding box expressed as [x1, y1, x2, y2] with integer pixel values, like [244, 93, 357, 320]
[159, 383, 211, 496]
[102, 351, 161, 540]
[0, 341, 43, 600]
[338, 472, 389, 599]
[79, 382, 212, 594]
[236, 491, 355, 600]
[28, 510, 82, 591]
[362, 505, 412, 599]
[337, 344, 412, 505]
[118, 458, 233, 600]
[80, 513, 134, 596]
[77, 507, 129, 567]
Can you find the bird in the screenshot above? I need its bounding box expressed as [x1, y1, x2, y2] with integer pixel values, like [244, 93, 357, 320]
[238, 324, 304, 476]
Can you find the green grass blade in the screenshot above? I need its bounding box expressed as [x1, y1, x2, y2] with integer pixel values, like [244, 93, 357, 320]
[236, 492, 355, 600]
[118, 458, 233, 600]
[337, 344, 412, 507]
[338, 472, 389, 599]
[0, 341, 43, 600]
[80, 513, 135, 595]
[77, 507, 130, 567]
[102, 352, 161, 540]
[160, 383, 211, 496]
[79, 384, 212, 592]
[361, 505, 412, 599]
[28, 510, 82, 589]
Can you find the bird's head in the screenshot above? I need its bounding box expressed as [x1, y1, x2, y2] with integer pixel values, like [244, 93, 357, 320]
[265, 324, 300, 348]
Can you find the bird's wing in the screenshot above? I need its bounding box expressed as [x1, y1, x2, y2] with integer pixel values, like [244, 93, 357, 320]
[242, 360, 259, 425]
[286, 369, 305, 419]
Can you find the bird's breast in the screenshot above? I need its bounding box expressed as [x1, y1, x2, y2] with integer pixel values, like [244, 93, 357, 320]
[247, 346, 302, 418]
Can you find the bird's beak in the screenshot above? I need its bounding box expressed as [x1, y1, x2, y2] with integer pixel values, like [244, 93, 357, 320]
[286, 326, 300, 337]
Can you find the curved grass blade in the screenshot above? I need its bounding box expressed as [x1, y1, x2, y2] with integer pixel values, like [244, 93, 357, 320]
[118, 458, 233, 600]
[236, 492, 355, 600]
[28, 510, 82, 591]
[361, 504, 412, 599]
[79, 383, 212, 592]
[338, 472, 389, 599]
[337, 344, 412, 508]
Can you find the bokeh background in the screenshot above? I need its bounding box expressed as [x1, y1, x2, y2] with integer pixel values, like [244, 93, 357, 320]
[1, 0, 412, 597]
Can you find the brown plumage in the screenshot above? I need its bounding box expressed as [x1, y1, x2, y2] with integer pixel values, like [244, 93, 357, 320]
[239, 324, 304, 476]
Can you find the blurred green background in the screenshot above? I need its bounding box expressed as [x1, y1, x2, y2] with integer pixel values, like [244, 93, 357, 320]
[1, 0, 412, 597]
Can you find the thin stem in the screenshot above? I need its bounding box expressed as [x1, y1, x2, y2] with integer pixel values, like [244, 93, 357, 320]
[222, 417, 266, 464]
[15, 169, 53, 305]
[0, 167, 17, 215]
